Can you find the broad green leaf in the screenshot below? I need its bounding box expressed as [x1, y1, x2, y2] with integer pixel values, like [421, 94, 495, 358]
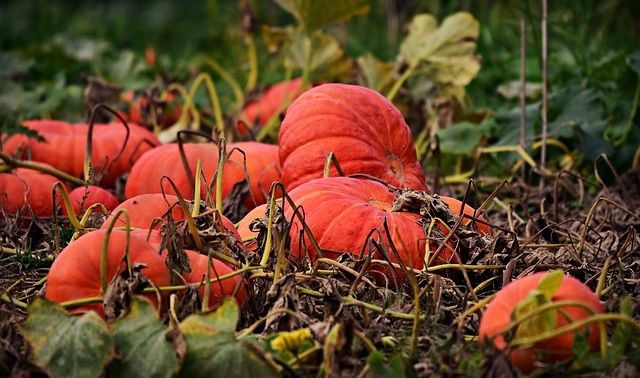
[399, 12, 480, 87]
[108, 297, 180, 378]
[627, 51, 640, 76]
[367, 350, 406, 378]
[512, 291, 556, 343]
[289, 31, 352, 82]
[437, 122, 487, 155]
[178, 299, 278, 378]
[274, 0, 370, 32]
[537, 270, 564, 299]
[20, 298, 115, 378]
[357, 53, 395, 93]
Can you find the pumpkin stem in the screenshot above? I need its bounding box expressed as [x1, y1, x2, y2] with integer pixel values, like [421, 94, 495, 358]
[100, 208, 132, 294]
[183, 73, 226, 140]
[204, 58, 245, 114]
[85, 104, 131, 185]
[52, 182, 83, 231]
[322, 152, 345, 178]
[192, 159, 203, 218]
[160, 176, 205, 251]
[215, 138, 227, 215]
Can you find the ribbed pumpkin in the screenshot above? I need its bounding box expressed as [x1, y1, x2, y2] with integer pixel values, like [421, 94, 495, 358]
[238, 78, 303, 136]
[0, 168, 67, 218]
[45, 229, 171, 316]
[284, 177, 446, 271]
[478, 272, 603, 373]
[2, 120, 160, 186]
[278, 83, 427, 191]
[124, 142, 280, 209]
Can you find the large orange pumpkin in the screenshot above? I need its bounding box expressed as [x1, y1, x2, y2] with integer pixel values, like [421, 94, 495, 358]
[45, 229, 171, 316]
[124, 142, 280, 209]
[278, 83, 427, 191]
[2, 120, 160, 186]
[478, 272, 603, 373]
[283, 177, 446, 272]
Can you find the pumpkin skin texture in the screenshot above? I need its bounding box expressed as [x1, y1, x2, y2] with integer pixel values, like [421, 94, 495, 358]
[439, 196, 492, 236]
[2, 120, 160, 187]
[103, 193, 241, 241]
[238, 78, 304, 136]
[183, 250, 248, 308]
[0, 168, 67, 218]
[278, 83, 427, 191]
[478, 272, 603, 373]
[45, 230, 171, 317]
[284, 177, 448, 272]
[66, 185, 119, 216]
[125, 142, 280, 210]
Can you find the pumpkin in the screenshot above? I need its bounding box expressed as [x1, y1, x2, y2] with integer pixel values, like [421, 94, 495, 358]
[45, 229, 171, 316]
[2, 120, 160, 186]
[440, 196, 492, 236]
[478, 272, 603, 373]
[278, 83, 427, 191]
[238, 78, 304, 136]
[124, 142, 280, 210]
[121, 90, 182, 129]
[0, 168, 67, 218]
[66, 185, 120, 216]
[103, 193, 241, 241]
[284, 177, 450, 272]
[183, 250, 247, 308]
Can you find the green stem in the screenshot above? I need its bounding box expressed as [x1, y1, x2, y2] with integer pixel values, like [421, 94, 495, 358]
[386, 63, 417, 102]
[101, 209, 131, 293]
[0, 152, 84, 185]
[215, 139, 226, 215]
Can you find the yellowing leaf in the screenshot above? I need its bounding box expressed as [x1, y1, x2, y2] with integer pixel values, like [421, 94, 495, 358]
[398, 12, 480, 88]
[275, 0, 370, 32]
[537, 270, 565, 299]
[512, 291, 557, 344]
[289, 31, 353, 82]
[357, 53, 395, 93]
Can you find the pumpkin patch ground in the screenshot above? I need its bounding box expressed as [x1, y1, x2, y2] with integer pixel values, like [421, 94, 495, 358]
[1, 2, 640, 377]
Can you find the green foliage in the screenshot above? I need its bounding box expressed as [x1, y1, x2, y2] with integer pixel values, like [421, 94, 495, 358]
[178, 299, 279, 378]
[109, 298, 180, 378]
[274, 0, 369, 32]
[367, 350, 407, 378]
[20, 298, 115, 378]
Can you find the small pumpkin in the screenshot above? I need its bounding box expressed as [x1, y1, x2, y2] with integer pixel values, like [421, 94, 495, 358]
[66, 185, 120, 216]
[278, 83, 427, 191]
[0, 168, 68, 218]
[284, 177, 449, 272]
[2, 120, 160, 186]
[440, 196, 492, 236]
[183, 250, 248, 308]
[478, 272, 603, 373]
[45, 229, 171, 316]
[238, 78, 304, 136]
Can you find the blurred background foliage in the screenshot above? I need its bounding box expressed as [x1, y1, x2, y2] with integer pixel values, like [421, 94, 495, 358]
[1, 0, 639, 177]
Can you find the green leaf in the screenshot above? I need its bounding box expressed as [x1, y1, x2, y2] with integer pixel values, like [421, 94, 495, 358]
[274, 0, 370, 32]
[627, 51, 640, 77]
[289, 31, 353, 82]
[399, 12, 480, 87]
[367, 350, 406, 378]
[537, 270, 564, 299]
[437, 122, 488, 155]
[357, 53, 395, 93]
[19, 298, 115, 378]
[178, 299, 278, 378]
[108, 297, 180, 378]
